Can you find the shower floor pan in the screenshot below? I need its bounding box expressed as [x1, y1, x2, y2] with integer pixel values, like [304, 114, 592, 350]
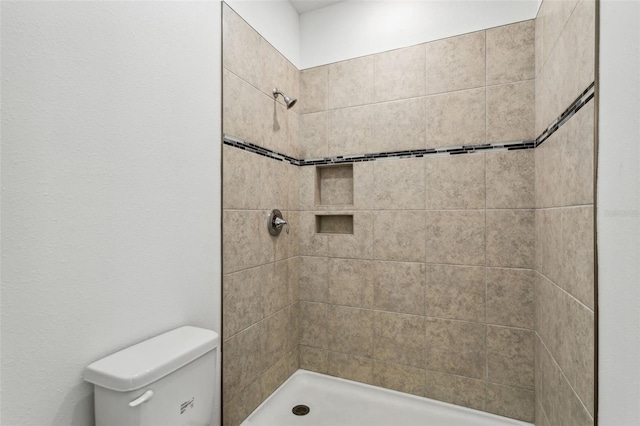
[242, 370, 532, 426]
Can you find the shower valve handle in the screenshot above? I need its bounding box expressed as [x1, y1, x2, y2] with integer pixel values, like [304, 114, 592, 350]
[274, 217, 290, 234]
[268, 209, 289, 236]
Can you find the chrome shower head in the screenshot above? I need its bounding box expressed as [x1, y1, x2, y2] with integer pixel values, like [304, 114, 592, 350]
[273, 88, 297, 109]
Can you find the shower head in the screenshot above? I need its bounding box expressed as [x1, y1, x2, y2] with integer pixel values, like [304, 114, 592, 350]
[273, 88, 297, 109]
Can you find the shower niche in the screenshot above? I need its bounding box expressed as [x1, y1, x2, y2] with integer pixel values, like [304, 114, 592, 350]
[315, 164, 354, 234]
[315, 164, 353, 206]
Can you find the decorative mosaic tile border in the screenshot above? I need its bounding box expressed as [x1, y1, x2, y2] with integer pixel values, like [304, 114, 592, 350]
[535, 82, 595, 147]
[223, 82, 595, 167]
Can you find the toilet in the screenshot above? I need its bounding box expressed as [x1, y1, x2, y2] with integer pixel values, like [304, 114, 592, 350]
[84, 326, 219, 426]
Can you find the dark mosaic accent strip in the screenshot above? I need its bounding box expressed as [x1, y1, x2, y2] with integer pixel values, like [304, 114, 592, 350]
[224, 82, 594, 166]
[535, 82, 595, 147]
[223, 135, 301, 166]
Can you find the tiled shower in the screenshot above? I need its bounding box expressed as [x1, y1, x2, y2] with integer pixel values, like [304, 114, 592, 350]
[221, 1, 595, 425]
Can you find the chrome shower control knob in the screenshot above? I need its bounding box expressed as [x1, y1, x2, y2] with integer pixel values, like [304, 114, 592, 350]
[268, 209, 289, 236]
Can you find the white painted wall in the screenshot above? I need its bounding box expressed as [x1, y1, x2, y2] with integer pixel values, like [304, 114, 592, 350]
[0, 2, 222, 425]
[224, 0, 301, 67]
[299, 0, 541, 69]
[597, 1, 640, 424]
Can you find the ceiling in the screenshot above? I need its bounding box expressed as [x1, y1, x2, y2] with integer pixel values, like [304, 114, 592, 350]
[289, 0, 345, 15]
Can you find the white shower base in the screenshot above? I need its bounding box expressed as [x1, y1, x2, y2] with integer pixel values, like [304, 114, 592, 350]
[242, 370, 532, 426]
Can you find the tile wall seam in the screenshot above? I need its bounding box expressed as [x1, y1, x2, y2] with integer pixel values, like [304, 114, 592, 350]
[538, 268, 595, 313]
[536, 329, 595, 420]
[537, 0, 584, 75]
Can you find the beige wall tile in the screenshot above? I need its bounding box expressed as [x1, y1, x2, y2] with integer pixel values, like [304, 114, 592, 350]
[373, 311, 426, 368]
[297, 166, 317, 210]
[327, 305, 374, 357]
[327, 105, 375, 156]
[374, 210, 426, 262]
[353, 162, 375, 210]
[223, 69, 264, 145]
[425, 154, 485, 209]
[537, 0, 580, 67]
[557, 0, 596, 117]
[300, 66, 327, 114]
[298, 256, 329, 303]
[561, 206, 594, 308]
[425, 370, 485, 411]
[299, 113, 328, 159]
[486, 268, 535, 329]
[373, 261, 426, 315]
[559, 292, 595, 416]
[223, 145, 262, 210]
[260, 39, 297, 110]
[287, 257, 299, 305]
[536, 336, 594, 426]
[222, 210, 274, 274]
[426, 318, 486, 379]
[535, 399, 552, 426]
[486, 209, 535, 268]
[261, 96, 291, 155]
[264, 261, 288, 318]
[287, 303, 299, 352]
[288, 111, 299, 159]
[486, 150, 534, 209]
[426, 88, 486, 148]
[487, 81, 535, 143]
[274, 209, 296, 262]
[261, 156, 289, 211]
[328, 56, 374, 109]
[223, 322, 265, 402]
[223, 264, 268, 338]
[535, 273, 563, 363]
[373, 98, 426, 152]
[222, 5, 261, 89]
[426, 31, 486, 94]
[425, 264, 485, 323]
[486, 20, 535, 85]
[327, 212, 374, 259]
[287, 348, 299, 378]
[299, 345, 327, 374]
[535, 122, 566, 208]
[486, 383, 535, 422]
[373, 361, 426, 396]
[260, 356, 289, 401]
[223, 378, 262, 426]
[327, 351, 374, 385]
[425, 210, 485, 266]
[536, 208, 563, 284]
[328, 258, 374, 308]
[374, 158, 426, 210]
[262, 308, 289, 368]
[562, 101, 595, 206]
[297, 211, 328, 257]
[487, 326, 534, 389]
[299, 301, 327, 348]
[374, 44, 426, 102]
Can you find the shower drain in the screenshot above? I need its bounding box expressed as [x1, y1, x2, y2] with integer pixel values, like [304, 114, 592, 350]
[292, 405, 310, 416]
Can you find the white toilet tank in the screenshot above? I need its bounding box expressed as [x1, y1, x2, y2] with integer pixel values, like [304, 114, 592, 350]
[84, 326, 219, 426]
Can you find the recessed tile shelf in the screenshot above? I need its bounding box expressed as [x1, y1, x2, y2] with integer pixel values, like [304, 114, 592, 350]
[316, 164, 354, 206]
[315, 215, 354, 234]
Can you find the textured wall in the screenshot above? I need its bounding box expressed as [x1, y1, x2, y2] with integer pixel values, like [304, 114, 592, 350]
[221, 5, 299, 426]
[297, 22, 537, 422]
[534, 0, 596, 425]
[1, 2, 222, 425]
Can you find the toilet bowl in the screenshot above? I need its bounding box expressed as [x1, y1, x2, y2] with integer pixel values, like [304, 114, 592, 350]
[84, 326, 219, 426]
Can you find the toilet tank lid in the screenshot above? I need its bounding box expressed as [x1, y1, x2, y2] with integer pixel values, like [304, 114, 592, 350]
[83, 326, 219, 392]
